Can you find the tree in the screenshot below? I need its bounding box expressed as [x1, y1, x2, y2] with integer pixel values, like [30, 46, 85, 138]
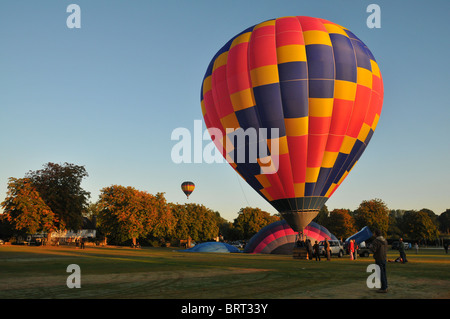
[400, 210, 439, 242]
[313, 204, 330, 228]
[144, 192, 175, 241]
[1, 178, 57, 236]
[354, 198, 389, 236]
[172, 203, 220, 242]
[438, 209, 450, 234]
[26, 162, 90, 230]
[233, 207, 280, 240]
[387, 210, 403, 239]
[97, 185, 174, 246]
[97, 185, 142, 245]
[420, 208, 439, 230]
[326, 209, 357, 240]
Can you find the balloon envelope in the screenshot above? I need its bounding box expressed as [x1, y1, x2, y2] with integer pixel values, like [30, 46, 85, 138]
[244, 220, 337, 254]
[181, 181, 195, 198]
[201, 16, 383, 232]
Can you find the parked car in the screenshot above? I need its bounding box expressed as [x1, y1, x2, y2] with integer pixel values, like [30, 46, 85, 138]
[319, 240, 345, 258]
[391, 241, 410, 250]
[356, 243, 371, 257]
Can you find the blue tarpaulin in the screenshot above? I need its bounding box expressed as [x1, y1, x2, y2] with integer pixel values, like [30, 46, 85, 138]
[345, 226, 373, 245]
[180, 242, 241, 253]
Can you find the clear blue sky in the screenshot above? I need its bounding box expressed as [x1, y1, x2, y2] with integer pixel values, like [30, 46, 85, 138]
[1, 0, 449, 222]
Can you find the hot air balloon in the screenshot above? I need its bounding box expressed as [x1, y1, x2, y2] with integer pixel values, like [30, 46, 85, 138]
[180, 242, 241, 253]
[200, 16, 383, 240]
[181, 181, 195, 199]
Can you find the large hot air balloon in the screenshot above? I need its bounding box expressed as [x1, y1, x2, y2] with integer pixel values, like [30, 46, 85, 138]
[201, 16, 383, 238]
[181, 181, 195, 199]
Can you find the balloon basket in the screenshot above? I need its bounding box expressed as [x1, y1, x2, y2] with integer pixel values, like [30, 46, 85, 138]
[293, 232, 309, 259]
[292, 246, 308, 259]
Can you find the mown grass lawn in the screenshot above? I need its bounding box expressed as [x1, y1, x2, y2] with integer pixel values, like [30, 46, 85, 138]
[0, 245, 448, 299]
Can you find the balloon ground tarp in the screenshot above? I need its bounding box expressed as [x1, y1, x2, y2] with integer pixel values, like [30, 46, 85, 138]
[345, 226, 373, 245]
[179, 242, 241, 253]
[244, 220, 337, 255]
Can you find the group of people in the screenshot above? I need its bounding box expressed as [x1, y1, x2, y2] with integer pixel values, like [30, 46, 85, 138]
[296, 238, 332, 261]
[75, 238, 86, 249]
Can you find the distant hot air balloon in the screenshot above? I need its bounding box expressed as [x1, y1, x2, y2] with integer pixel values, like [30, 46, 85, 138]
[181, 181, 195, 199]
[200, 16, 383, 238]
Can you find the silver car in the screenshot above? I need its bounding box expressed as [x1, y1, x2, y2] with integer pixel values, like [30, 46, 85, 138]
[319, 240, 345, 258]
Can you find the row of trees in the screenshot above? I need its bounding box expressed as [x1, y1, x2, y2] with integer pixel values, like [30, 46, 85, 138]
[314, 199, 448, 244]
[1, 162, 449, 246]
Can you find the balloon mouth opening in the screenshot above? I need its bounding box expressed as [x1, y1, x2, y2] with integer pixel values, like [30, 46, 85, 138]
[280, 210, 319, 233]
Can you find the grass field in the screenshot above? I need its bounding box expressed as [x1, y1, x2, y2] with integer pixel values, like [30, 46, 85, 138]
[0, 244, 449, 299]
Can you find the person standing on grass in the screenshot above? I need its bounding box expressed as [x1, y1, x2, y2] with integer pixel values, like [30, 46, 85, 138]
[349, 239, 355, 260]
[324, 238, 331, 261]
[370, 229, 388, 293]
[313, 241, 321, 261]
[399, 238, 408, 263]
[306, 239, 314, 260]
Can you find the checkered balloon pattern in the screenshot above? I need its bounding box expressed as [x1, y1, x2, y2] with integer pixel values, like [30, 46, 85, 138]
[201, 16, 383, 219]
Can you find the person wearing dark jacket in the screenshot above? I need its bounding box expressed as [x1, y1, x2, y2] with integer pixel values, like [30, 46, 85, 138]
[369, 229, 388, 293]
[313, 241, 321, 261]
[398, 238, 408, 263]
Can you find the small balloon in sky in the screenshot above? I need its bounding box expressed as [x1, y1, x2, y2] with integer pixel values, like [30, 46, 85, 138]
[181, 181, 195, 199]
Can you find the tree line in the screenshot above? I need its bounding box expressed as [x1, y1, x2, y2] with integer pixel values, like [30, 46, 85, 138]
[1, 162, 449, 246]
[314, 200, 449, 244]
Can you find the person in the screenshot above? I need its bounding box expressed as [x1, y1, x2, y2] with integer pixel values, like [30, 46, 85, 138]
[324, 238, 331, 261]
[349, 239, 355, 260]
[398, 238, 408, 263]
[80, 238, 85, 249]
[388, 257, 403, 263]
[354, 241, 358, 260]
[306, 239, 313, 260]
[369, 229, 388, 293]
[444, 242, 448, 254]
[414, 242, 419, 254]
[313, 241, 321, 261]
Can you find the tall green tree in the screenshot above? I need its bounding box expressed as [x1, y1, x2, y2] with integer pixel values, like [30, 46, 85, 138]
[353, 198, 389, 236]
[419, 208, 439, 230]
[233, 207, 280, 240]
[400, 210, 439, 242]
[26, 162, 90, 230]
[327, 209, 357, 240]
[387, 210, 403, 239]
[438, 209, 450, 234]
[313, 204, 330, 228]
[1, 178, 57, 236]
[172, 203, 220, 242]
